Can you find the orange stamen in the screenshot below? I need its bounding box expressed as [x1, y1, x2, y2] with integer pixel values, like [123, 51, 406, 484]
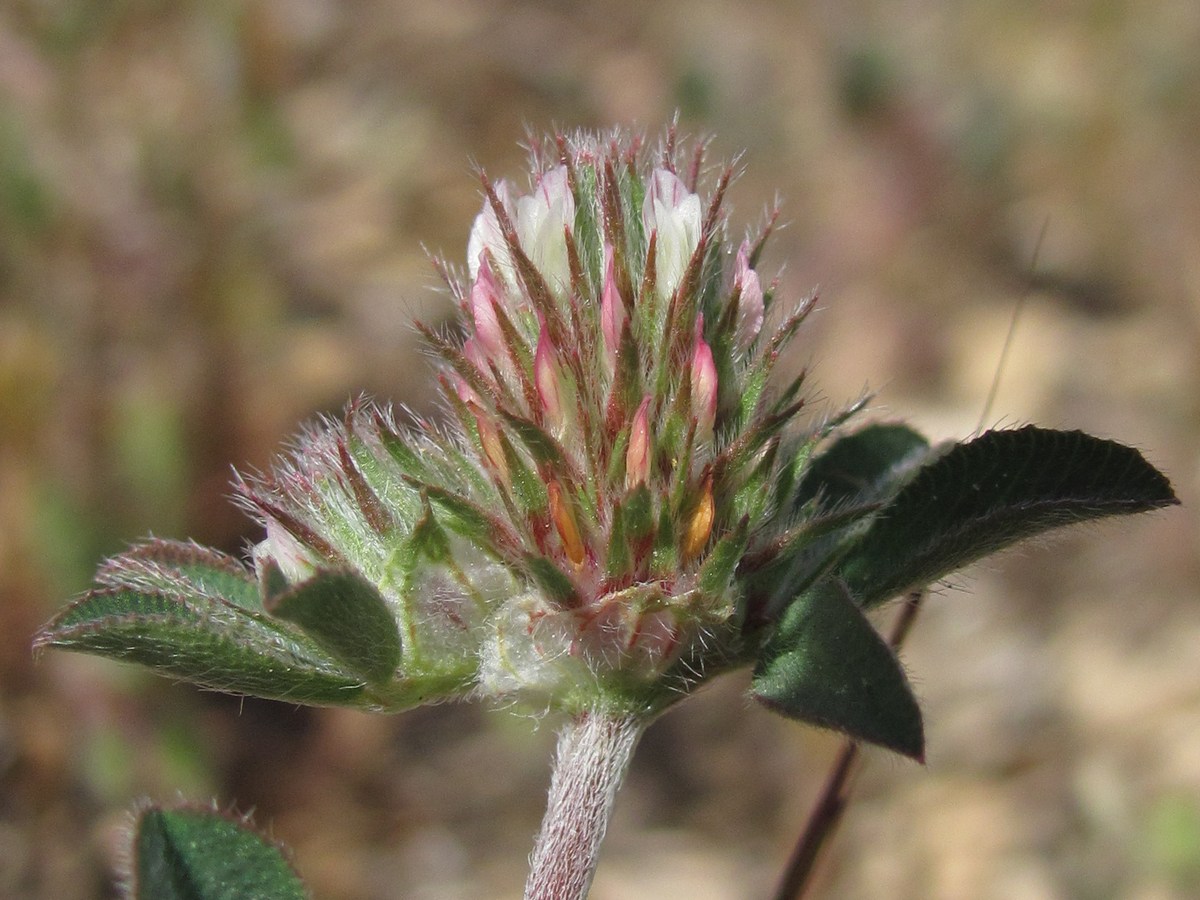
[682, 475, 715, 562]
[548, 481, 586, 567]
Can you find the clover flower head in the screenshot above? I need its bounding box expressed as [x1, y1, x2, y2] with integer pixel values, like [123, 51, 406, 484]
[219, 127, 820, 716]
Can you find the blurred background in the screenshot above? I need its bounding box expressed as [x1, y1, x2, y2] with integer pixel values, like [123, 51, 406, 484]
[1, 1, 1198, 897]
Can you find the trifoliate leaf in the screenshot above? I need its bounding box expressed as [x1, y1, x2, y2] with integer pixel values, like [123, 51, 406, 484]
[130, 804, 307, 900]
[34, 588, 366, 705]
[751, 579, 924, 759]
[839, 427, 1179, 607]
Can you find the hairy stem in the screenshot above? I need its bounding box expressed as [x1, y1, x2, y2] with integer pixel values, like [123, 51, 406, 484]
[524, 709, 645, 900]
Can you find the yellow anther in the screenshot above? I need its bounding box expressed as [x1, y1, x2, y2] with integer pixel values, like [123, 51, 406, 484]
[548, 481, 586, 567]
[681, 475, 714, 562]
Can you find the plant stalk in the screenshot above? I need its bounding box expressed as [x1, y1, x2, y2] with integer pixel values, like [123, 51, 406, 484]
[524, 709, 645, 900]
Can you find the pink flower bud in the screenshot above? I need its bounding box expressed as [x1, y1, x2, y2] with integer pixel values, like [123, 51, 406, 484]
[625, 395, 652, 489]
[690, 319, 718, 442]
[452, 373, 482, 407]
[600, 243, 626, 373]
[733, 240, 764, 348]
[461, 338, 489, 379]
[535, 322, 565, 433]
[470, 253, 505, 359]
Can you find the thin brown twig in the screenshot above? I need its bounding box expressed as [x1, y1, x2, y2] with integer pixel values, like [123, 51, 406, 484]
[771, 591, 926, 900]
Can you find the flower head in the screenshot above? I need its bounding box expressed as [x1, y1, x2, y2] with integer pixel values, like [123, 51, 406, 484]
[48, 127, 826, 720]
[230, 129, 815, 715]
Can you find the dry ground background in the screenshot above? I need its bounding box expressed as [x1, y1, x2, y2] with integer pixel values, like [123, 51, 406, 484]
[2, 1, 1198, 898]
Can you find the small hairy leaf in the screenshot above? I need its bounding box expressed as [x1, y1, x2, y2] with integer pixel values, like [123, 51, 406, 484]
[793, 422, 931, 512]
[131, 804, 307, 900]
[97, 540, 262, 612]
[840, 427, 1179, 607]
[751, 579, 924, 759]
[265, 570, 401, 685]
[35, 588, 366, 705]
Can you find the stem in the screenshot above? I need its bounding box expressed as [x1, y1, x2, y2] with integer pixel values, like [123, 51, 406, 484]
[525, 709, 645, 900]
[772, 591, 926, 900]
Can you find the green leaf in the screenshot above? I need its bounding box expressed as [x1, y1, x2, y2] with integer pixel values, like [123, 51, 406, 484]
[265, 570, 401, 685]
[793, 423, 931, 512]
[751, 579, 924, 759]
[840, 427, 1179, 607]
[131, 804, 307, 900]
[34, 588, 367, 705]
[97, 540, 263, 612]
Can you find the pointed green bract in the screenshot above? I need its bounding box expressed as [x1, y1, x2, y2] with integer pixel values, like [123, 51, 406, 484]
[740, 425, 928, 619]
[265, 569, 401, 685]
[751, 579, 924, 759]
[131, 805, 307, 900]
[839, 427, 1179, 608]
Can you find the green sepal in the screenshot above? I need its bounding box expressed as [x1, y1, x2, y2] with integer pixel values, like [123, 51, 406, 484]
[737, 360, 770, 430]
[524, 555, 579, 607]
[650, 503, 677, 576]
[572, 162, 603, 283]
[265, 570, 401, 685]
[840, 426, 1180, 608]
[410, 495, 453, 563]
[499, 410, 571, 474]
[34, 587, 367, 706]
[420, 484, 506, 555]
[622, 484, 655, 549]
[605, 428, 630, 487]
[773, 433, 818, 512]
[697, 516, 750, 597]
[374, 410, 431, 481]
[500, 431, 549, 516]
[130, 803, 307, 900]
[604, 323, 642, 438]
[658, 407, 688, 477]
[751, 579, 924, 759]
[344, 424, 421, 524]
[605, 500, 633, 582]
[731, 437, 780, 522]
